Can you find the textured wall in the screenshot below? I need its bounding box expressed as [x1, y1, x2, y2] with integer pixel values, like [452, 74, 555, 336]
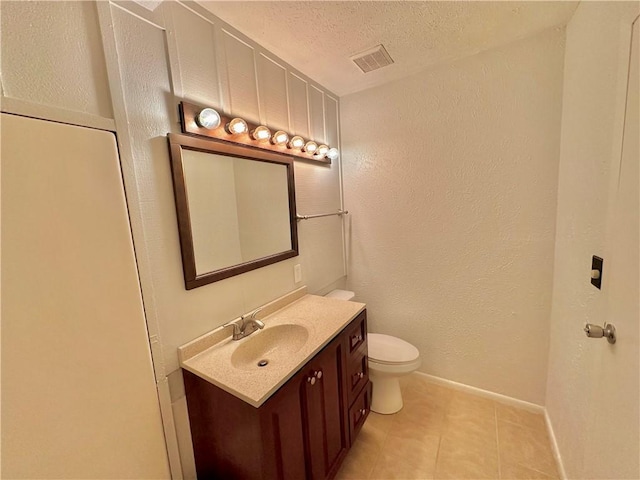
[0, 1, 113, 129]
[342, 28, 565, 405]
[545, 3, 639, 478]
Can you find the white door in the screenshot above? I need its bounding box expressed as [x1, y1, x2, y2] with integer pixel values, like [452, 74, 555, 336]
[1, 114, 170, 479]
[583, 17, 639, 479]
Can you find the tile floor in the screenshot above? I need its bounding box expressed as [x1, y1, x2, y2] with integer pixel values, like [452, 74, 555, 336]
[336, 374, 559, 480]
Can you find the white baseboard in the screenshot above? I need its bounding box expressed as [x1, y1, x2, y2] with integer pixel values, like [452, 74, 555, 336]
[412, 371, 566, 478]
[413, 371, 545, 413]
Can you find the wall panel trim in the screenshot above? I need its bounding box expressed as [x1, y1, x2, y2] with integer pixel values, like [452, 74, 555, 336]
[1, 96, 116, 131]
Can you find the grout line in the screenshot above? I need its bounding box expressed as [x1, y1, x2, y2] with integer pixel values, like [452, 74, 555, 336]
[495, 403, 502, 479]
[433, 434, 443, 479]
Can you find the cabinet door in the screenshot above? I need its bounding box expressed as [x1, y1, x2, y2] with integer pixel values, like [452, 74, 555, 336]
[261, 371, 307, 480]
[300, 340, 349, 479]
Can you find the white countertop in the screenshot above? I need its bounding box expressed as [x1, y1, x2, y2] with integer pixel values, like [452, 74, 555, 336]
[178, 288, 365, 407]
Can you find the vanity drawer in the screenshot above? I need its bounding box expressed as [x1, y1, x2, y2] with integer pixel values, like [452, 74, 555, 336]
[347, 350, 368, 405]
[348, 381, 372, 443]
[345, 311, 367, 355]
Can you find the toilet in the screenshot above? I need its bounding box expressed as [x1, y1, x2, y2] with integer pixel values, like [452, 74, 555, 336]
[367, 333, 421, 414]
[325, 290, 421, 414]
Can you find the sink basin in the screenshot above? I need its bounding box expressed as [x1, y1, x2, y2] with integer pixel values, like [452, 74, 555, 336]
[231, 324, 309, 370]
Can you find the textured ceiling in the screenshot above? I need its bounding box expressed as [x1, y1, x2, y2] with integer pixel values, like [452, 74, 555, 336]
[199, 1, 578, 97]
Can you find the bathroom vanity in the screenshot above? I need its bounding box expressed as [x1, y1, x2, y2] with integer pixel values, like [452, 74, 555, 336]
[180, 290, 370, 479]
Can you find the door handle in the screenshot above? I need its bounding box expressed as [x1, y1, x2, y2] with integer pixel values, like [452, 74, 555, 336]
[584, 323, 616, 344]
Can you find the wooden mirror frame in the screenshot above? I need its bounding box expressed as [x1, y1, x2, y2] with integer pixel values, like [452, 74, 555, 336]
[167, 133, 299, 290]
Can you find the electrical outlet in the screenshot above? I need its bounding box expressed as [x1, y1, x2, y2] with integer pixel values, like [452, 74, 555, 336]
[294, 264, 302, 283]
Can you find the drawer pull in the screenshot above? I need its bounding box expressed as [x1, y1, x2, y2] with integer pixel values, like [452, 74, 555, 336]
[351, 334, 363, 347]
[355, 407, 367, 423]
[316, 370, 323, 379]
[307, 376, 316, 386]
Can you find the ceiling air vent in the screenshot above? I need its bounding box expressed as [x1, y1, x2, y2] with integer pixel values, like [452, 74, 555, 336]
[350, 44, 394, 73]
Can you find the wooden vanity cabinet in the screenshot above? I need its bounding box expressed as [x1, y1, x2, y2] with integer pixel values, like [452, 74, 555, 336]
[184, 309, 369, 480]
[299, 336, 349, 480]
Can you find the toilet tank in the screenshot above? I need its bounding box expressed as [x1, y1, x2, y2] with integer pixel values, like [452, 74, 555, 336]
[325, 289, 355, 301]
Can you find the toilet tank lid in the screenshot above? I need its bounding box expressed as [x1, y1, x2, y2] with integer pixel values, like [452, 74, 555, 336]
[368, 333, 420, 363]
[325, 289, 355, 301]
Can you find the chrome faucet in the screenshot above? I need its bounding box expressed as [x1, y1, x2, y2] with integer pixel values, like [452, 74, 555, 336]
[224, 308, 265, 340]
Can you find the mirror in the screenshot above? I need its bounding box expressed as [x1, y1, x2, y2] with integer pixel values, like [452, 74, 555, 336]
[168, 133, 298, 289]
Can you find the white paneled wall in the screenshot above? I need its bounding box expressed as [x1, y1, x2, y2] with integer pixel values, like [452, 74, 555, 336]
[309, 85, 326, 142]
[257, 54, 290, 130]
[169, 3, 222, 108]
[1, 1, 345, 477]
[0, 1, 114, 129]
[288, 72, 312, 137]
[221, 29, 261, 122]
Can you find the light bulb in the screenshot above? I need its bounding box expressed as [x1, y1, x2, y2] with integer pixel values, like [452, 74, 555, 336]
[251, 125, 271, 141]
[317, 145, 329, 156]
[227, 118, 248, 135]
[196, 108, 221, 129]
[327, 148, 339, 160]
[304, 141, 318, 153]
[272, 130, 289, 145]
[289, 136, 305, 149]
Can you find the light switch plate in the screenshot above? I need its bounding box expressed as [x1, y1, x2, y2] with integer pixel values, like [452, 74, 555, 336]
[294, 264, 302, 283]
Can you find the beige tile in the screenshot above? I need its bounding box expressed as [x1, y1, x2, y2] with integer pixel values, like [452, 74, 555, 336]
[366, 412, 396, 434]
[402, 376, 454, 409]
[497, 421, 558, 478]
[500, 461, 559, 479]
[360, 413, 394, 449]
[445, 400, 496, 432]
[441, 418, 497, 453]
[496, 404, 547, 433]
[336, 432, 382, 480]
[369, 432, 440, 480]
[392, 398, 448, 438]
[443, 391, 497, 450]
[340, 377, 558, 480]
[435, 435, 499, 479]
[448, 390, 496, 417]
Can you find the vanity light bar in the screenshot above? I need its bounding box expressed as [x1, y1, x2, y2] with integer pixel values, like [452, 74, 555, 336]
[251, 125, 271, 141]
[196, 108, 221, 129]
[271, 130, 289, 145]
[179, 101, 338, 164]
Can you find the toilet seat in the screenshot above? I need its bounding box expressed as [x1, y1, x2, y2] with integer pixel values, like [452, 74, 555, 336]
[368, 333, 420, 365]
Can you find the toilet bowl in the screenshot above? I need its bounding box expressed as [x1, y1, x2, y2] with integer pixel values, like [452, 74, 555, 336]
[367, 333, 421, 414]
[324, 290, 421, 415]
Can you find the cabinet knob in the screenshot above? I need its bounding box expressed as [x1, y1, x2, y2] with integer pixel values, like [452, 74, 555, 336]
[358, 372, 364, 379]
[360, 408, 366, 416]
[307, 376, 316, 385]
[315, 370, 323, 379]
